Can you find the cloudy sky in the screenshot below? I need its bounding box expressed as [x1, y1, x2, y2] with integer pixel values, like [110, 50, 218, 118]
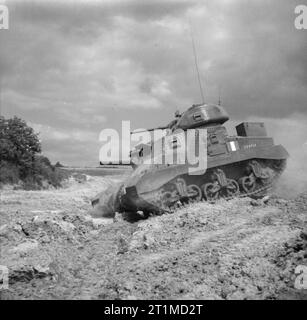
[0, 0, 306, 166]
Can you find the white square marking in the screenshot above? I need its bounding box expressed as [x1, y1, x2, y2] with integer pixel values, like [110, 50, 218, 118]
[230, 141, 237, 151]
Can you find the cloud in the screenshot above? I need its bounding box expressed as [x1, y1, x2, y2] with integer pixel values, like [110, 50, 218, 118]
[29, 122, 100, 166]
[30, 122, 98, 142]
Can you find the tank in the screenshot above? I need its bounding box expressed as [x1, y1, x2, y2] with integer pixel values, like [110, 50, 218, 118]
[91, 103, 289, 218]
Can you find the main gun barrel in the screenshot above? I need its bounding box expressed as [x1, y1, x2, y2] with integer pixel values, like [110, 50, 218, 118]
[130, 126, 169, 134]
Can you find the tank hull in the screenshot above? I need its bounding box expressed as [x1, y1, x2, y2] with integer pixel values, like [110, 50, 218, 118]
[118, 143, 289, 215]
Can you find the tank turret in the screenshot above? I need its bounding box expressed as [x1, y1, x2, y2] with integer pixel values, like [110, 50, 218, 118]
[132, 104, 229, 134]
[174, 103, 229, 130]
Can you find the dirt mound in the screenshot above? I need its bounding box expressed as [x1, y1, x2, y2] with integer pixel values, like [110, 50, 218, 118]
[95, 197, 306, 300]
[1, 176, 306, 300]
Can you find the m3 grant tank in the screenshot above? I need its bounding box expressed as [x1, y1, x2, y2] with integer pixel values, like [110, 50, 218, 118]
[92, 103, 289, 218]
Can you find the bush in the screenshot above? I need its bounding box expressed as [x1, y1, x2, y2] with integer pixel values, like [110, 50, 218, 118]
[55, 161, 64, 168]
[0, 116, 41, 179]
[0, 161, 20, 184]
[0, 116, 70, 189]
[33, 155, 70, 188]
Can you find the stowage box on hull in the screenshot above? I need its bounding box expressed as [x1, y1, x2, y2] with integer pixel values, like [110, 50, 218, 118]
[236, 122, 267, 137]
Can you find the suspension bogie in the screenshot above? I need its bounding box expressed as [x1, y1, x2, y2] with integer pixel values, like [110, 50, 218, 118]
[150, 159, 286, 212]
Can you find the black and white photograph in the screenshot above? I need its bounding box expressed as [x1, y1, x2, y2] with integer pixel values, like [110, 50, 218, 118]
[0, 0, 307, 303]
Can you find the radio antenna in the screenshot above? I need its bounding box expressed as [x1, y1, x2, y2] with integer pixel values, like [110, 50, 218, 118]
[188, 19, 205, 104]
[0, 77, 2, 117]
[218, 86, 222, 106]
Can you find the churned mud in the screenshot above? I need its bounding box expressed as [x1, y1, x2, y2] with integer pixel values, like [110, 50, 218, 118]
[0, 172, 306, 300]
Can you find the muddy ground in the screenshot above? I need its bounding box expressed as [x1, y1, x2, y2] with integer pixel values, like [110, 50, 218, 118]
[0, 170, 307, 300]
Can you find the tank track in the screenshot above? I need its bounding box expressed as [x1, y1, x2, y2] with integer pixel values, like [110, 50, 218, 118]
[138, 158, 287, 216]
